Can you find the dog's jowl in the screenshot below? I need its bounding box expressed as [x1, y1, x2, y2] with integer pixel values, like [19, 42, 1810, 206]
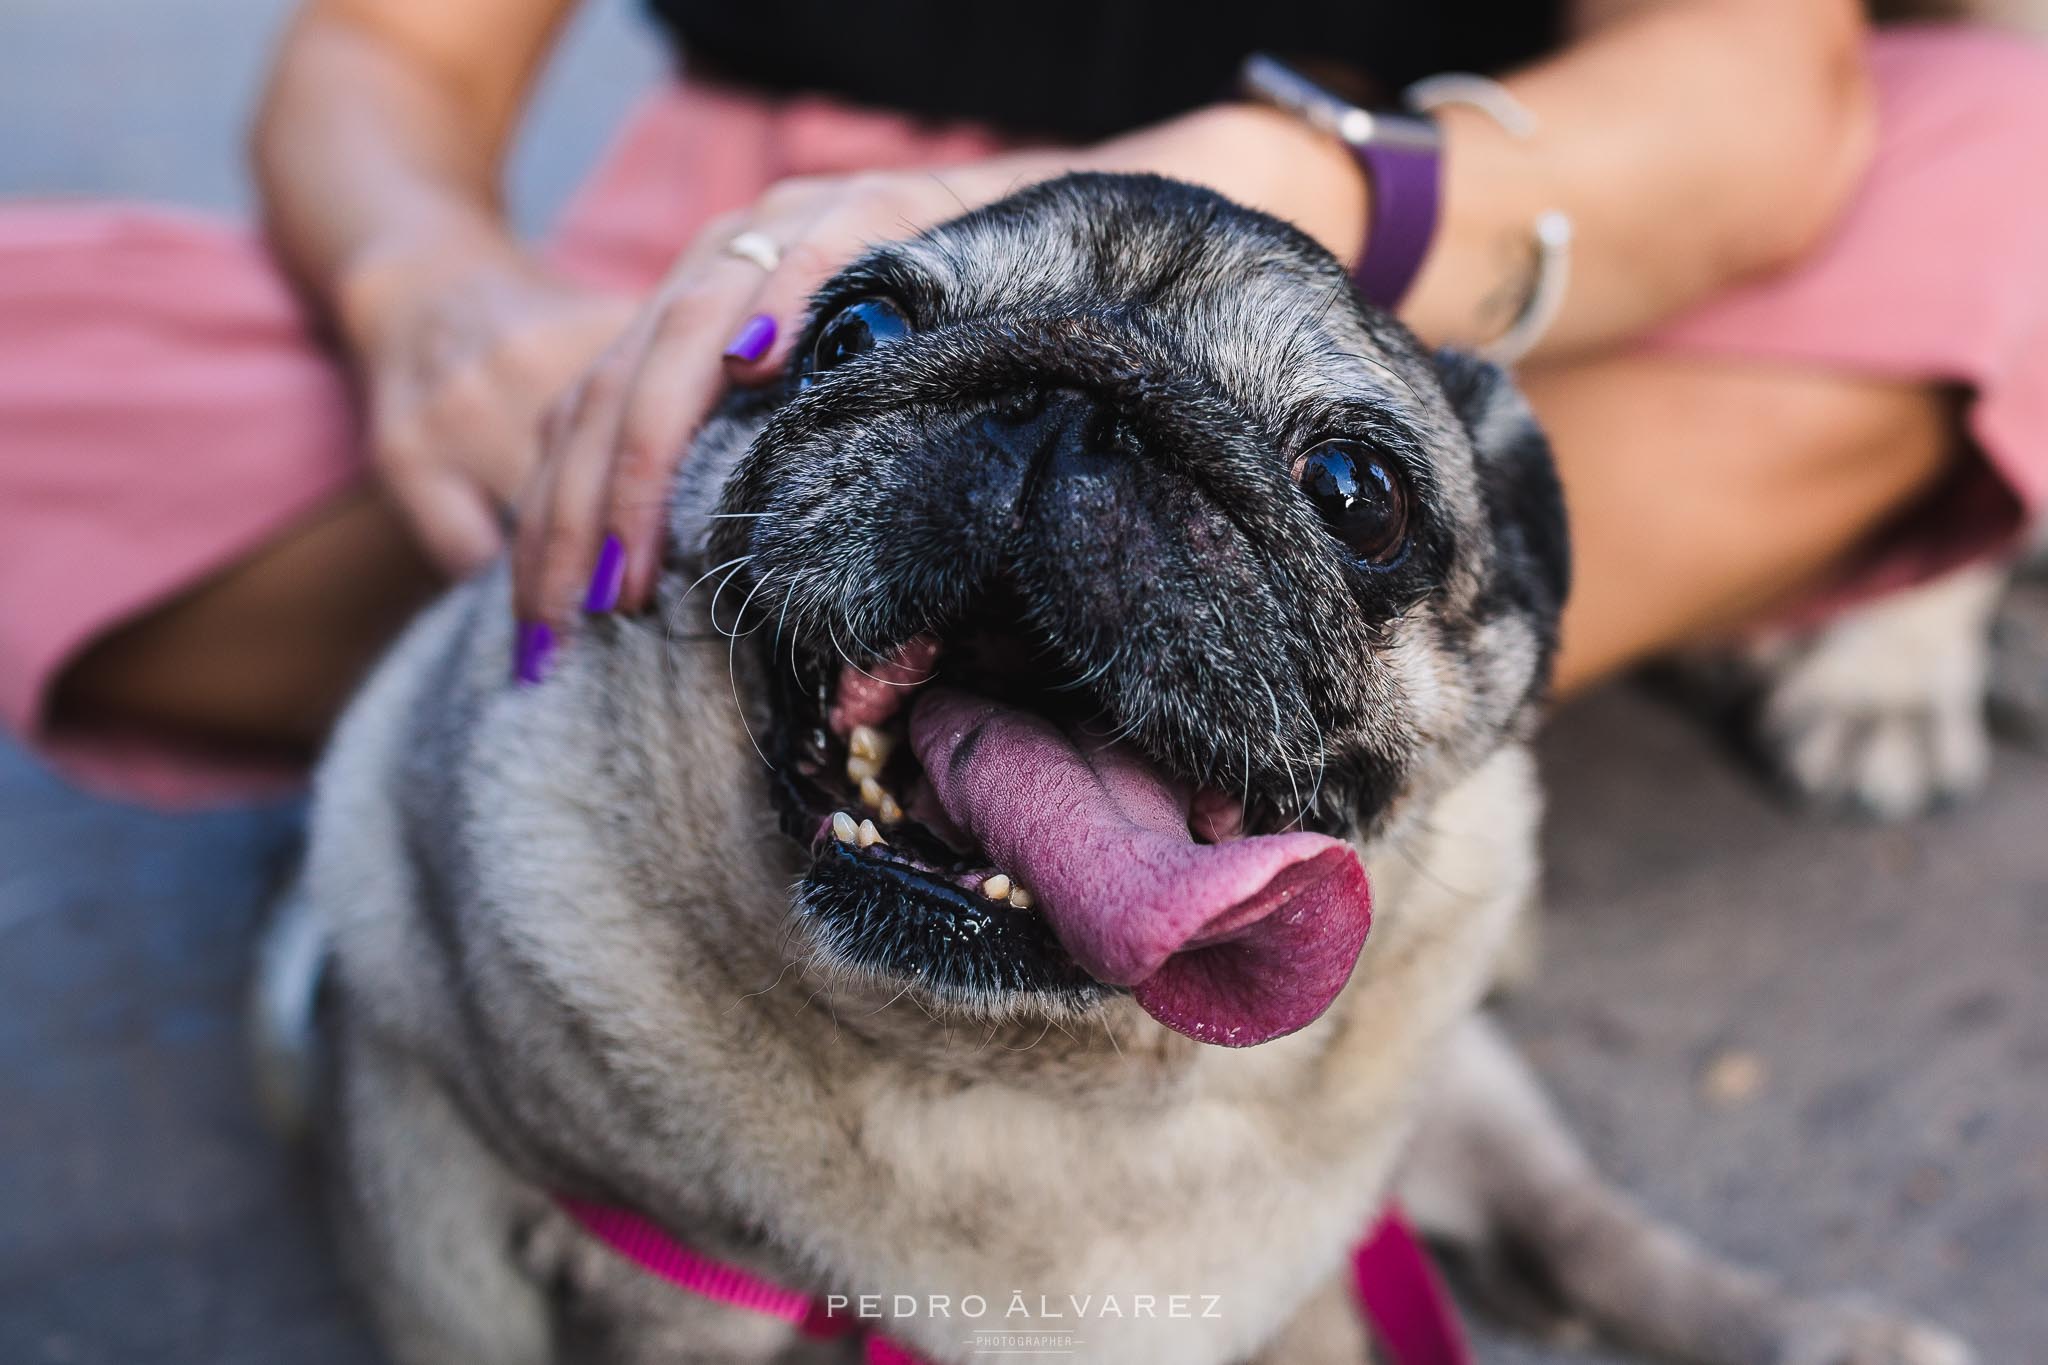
[274, 174, 1971, 1364]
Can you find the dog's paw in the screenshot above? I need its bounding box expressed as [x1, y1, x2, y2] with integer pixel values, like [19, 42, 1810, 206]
[1725, 565, 2006, 820]
[1758, 678, 1991, 821]
[1778, 1297, 1975, 1365]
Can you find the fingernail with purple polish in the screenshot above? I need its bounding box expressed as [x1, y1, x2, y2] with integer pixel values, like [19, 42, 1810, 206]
[724, 313, 776, 363]
[583, 534, 626, 614]
[513, 621, 557, 686]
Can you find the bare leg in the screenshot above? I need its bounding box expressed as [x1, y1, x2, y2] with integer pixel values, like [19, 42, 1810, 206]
[50, 486, 441, 752]
[1397, 1016, 1973, 1365]
[1528, 356, 1959, 697]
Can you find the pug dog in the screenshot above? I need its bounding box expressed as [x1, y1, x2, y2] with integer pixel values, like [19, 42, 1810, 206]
[265, 173, 1970, 1364]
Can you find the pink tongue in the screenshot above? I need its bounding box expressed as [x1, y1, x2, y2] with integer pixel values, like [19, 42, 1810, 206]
[909, 688, 1372, 1046]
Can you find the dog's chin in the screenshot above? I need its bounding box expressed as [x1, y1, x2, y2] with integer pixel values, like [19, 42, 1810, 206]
[761, 589, 1376, 1049]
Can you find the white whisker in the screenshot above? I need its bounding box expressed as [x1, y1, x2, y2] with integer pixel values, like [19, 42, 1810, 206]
[1000, 1019, 1057, 1053]
[726, 569, 776, 770]
[864, 979, 916, 1017]
[827, 624, 935, 690]
[1294, 699, 1328, 829]
[680, 553, 754, 600]
[1261, 677, 1302, 824]
[725, 959, 798, 1013]
[774, 580, 803, 681]
[1052, 637, 1123, 693]
[713, 560, 775, 641]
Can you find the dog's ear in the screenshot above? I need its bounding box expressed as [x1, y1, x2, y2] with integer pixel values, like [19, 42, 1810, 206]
[1432, 349, 1571, 629]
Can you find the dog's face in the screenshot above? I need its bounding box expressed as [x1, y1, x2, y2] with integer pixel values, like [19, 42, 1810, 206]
[692, 174, 1566, 1047]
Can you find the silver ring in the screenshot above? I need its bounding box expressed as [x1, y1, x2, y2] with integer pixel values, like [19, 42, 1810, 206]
[724, 230, 782, 272]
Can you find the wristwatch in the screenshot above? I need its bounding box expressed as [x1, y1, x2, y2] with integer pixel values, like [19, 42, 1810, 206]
[1237, 53, 1443, 310]
[1238, 56, 1574, 365]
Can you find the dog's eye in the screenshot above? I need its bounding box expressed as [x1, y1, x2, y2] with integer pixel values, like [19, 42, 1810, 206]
[1292, 440, 1410, 566]
[808, 297, 911, 375]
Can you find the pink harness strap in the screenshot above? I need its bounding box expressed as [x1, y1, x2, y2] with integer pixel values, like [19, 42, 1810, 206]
[1351, 1202, 1472, 1365]
[557, 1193, 1469, 1365]
[554, 1197, 855, 1343]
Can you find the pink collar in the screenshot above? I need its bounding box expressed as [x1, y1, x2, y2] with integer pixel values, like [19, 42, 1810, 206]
[556, 1194, 1469, 1365]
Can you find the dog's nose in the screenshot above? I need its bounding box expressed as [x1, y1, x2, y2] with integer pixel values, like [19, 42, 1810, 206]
[967, 388, 1100, 477]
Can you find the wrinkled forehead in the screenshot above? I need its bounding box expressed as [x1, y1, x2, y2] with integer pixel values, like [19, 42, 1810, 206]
[862, 208, 1445, 442]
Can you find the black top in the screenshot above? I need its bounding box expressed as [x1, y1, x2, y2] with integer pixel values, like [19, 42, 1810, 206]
[648, 0, 1564, 142]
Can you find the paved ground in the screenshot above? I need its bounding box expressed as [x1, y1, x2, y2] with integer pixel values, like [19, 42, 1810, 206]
[2, 6, 2043, 1363]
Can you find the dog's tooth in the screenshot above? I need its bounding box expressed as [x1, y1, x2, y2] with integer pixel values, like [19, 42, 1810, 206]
[831, 811, 858, 844]
[859, 775, 889, 810]
[877, 792, 904, 825]
[981, 873, 1012, 901]
[845, 753, 881, 784]
[848, 724, 892, 763]
[856, 818, 886, 848]
[1006, 885, 1034, 910]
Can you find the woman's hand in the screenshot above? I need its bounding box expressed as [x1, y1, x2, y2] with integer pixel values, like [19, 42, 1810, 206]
[337, 235, 635, 576]
[254, 0, 613, 574]
[507, 166, 1027, 647]
[507, 107, 1365, 679]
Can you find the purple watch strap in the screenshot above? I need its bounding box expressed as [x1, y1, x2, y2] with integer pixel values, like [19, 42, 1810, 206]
[1351, 114, 1442, 310]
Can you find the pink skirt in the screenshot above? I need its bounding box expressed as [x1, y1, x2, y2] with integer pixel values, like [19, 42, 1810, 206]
[3, 27, 2045, 808]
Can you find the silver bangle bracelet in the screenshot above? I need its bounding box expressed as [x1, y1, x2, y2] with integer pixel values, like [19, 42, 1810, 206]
[1404, 73, 1572, 368]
